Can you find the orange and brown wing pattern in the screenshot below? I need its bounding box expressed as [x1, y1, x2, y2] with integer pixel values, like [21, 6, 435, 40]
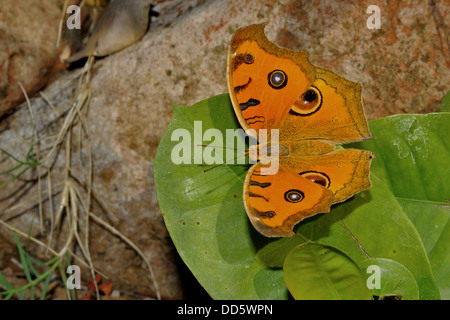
[280, 66, 372, 144]
[228, 24, 374, 238]
[227, 23, 315, 136]
[243, 148, 373, 237]
[243, 162, 334, 237]
[280, 148, 374, 203]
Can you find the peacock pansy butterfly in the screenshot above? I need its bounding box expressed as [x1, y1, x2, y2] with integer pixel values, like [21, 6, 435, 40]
[227, 23, 374, 237]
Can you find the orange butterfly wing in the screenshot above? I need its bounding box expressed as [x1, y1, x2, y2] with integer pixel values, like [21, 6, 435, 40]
[244, 148, 373, 237]
[280, 66, 371, 144]
[244, 163, 334, 237]
[227, 23, 315, 135]
[281, 148, 374, 203]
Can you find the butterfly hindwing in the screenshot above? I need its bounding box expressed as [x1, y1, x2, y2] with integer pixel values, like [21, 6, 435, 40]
[243, 162, 334, 237]
[280, 148, 374, 203]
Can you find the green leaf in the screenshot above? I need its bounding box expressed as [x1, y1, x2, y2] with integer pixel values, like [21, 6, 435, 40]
[3, 292, 14, 300]
[155, 94, 273, 299]
[40, 274, 51, 300]
[154, 94, 440, 299]
[295, 174, 439, 299]
[284, 243, 372, 300]
[350, 113, 449, 299]
[19, 289, 26, 300]
[256, 176, 440, 300]
[13, 233, 33, 284]
[359, 258, 419, 300]
[440, 91, 450, 112]
[351, 114, 449, 201]
[0, 273, 14, 291]
[13, 232, 33, 299]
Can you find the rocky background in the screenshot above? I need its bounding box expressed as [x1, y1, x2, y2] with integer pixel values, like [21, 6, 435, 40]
[0, 0, 448, 299]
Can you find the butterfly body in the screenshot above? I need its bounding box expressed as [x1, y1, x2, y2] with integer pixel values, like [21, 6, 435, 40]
[227, 24, 374, 238]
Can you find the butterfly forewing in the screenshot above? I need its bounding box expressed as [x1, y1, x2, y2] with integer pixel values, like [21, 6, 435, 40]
[227, 23, 315, 135]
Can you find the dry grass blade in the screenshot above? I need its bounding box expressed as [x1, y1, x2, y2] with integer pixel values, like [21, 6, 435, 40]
[18, 82, 44, 234]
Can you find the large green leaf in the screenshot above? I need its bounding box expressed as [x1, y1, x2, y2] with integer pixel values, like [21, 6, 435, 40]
[350, 113, 450, 299]
[154, 94, 440, 299]
[284, 243, 372, 300]
[359, 258, 419, 300]
[257, 174, 439, 299]
[155, 94, 273, 299]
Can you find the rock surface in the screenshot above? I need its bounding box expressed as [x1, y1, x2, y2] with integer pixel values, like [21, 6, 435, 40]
[0, 0, 448, 299]
[0, 0, 74, 117]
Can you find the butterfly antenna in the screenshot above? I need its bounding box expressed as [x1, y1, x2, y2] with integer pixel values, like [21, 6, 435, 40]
[202, 154, 247, 173]
[195, 144, 241, 151]
[195, 144, 248, 173]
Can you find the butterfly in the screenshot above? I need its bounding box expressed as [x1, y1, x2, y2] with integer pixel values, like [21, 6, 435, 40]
[227, 23, 374, 237]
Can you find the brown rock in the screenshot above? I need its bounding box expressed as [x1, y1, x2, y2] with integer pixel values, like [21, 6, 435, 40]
[274, 0, 449, 118]
[0, 0, 73, 117]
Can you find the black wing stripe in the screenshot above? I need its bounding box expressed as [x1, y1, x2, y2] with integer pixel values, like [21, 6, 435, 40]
[250, 181, 271, 188]
[234, 77, 252, 93]
[239, 98, 260, 111]
[248, 192, 269, 202]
